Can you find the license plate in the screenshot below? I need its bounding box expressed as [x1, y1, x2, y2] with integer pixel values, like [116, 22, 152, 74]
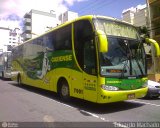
[128, 93, 135, 99]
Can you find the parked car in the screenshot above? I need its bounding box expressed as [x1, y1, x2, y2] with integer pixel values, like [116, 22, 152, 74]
[144, 80, 160, 99]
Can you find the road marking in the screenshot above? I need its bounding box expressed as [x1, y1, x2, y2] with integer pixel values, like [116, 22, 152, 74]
[130, 100, 160, 107]
[55, 100, 110, 122]
[79, 110, 108, 121]
[53, 100, 127, 127]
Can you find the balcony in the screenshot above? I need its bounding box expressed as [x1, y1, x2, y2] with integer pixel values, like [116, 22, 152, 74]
[24, 26, 31, 32]
[24, 13, 31, 18]
[24, 18, 31, 25]
[152, 16, 160, 23]
[152, 27, 160, 42]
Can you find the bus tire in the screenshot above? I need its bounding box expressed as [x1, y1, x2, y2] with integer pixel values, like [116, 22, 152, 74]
[1, 72, 4, 79]
[17, 74, 22, 86]
[58, 79, 70, 101]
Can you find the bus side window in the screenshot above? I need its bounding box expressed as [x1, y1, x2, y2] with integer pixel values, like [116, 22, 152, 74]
[43, 32, 55, 51]
[74, 20, 97, 75]
[55, 25, 72, 50]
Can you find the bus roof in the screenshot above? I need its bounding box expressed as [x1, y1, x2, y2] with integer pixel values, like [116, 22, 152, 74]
[93, 15, 134, 26]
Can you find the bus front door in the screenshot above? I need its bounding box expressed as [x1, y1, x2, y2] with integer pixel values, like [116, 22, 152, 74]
[83, 40, 98, 102]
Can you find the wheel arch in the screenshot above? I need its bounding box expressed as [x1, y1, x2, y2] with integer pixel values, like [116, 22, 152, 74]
[1, 71, 4, 78]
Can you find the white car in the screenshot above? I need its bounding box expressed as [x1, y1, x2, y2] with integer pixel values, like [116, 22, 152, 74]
[145, 80, 160, 98]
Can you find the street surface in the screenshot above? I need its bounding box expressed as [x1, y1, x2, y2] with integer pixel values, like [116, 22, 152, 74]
[0, 79, 160, 127]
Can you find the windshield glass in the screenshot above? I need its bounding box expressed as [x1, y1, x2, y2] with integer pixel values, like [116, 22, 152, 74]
[100, 37, 146, 77]
[93, 18, 146, 78]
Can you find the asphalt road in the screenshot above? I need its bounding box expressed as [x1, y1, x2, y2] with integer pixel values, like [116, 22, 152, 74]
[0, 79, 160, 127]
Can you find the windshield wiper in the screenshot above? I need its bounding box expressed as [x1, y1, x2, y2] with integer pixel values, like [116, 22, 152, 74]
[116, 40, 130, 78]
[120, 59, 128, 78]
[133, 56, 144, 76]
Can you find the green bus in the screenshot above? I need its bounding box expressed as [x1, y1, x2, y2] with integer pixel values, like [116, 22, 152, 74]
[11, 15, 160, 103]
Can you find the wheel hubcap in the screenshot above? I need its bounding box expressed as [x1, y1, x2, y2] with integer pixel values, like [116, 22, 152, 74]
[61, 85, 68, 96]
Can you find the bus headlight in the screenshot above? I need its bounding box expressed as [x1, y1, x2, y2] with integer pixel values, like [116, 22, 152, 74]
[101, 85, 119, 91]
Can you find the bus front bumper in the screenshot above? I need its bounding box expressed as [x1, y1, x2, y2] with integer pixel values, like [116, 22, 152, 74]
[97, 87, 148, 103]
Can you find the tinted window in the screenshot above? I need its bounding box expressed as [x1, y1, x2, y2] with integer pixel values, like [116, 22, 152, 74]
[55, 25, 72, 50]
[43, 32, 55, 51]
[74, 20, 96, 75]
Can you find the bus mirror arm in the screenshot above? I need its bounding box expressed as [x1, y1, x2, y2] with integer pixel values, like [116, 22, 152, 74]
[96, 30, 108, 53]
[145, 38, 160, 57]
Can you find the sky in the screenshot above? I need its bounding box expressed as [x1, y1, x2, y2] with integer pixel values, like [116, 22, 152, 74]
[70, 0, 146, 18]
[0, 0, 146, 30]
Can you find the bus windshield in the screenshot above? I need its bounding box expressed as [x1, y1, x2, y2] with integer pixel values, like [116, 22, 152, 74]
[94, 18, 146, 78]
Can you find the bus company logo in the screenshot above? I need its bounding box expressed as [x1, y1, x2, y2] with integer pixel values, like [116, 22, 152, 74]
[1, 122, 7, 128]
[51, 55, 72, 63]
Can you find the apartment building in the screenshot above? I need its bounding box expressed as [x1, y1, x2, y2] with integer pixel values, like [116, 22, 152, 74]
[147, 0, 160, 42]
[134, 6, 148, 26]
[122, 8, 135, 24]
[147, 0, 160, 81]
[22, 9, 79, 41]
[0, 27, 22, 52]
[23, 9, 58, 41]
[59, 11, 78, 24]
[9, 28, 23, 50]
[0, 27, 10, 52]
[122, 4, 147, 27]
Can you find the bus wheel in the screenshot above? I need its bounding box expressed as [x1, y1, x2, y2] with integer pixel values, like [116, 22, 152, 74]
[59, 80, 70, 101]
[1, 72, 4, 79]
[17, 74, 22, 86]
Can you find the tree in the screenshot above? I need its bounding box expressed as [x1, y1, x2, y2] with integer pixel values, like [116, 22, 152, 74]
[137, 26, 149, 38]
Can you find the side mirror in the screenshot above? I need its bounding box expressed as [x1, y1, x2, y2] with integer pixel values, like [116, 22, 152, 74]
[145, 38, 160, 57]
[140, 35, 146, 43]
[96, 30, 108, 52]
